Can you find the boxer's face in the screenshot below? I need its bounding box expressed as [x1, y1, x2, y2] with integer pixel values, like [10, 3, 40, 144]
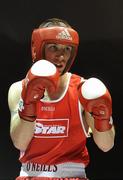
[44, 43, 72, 74]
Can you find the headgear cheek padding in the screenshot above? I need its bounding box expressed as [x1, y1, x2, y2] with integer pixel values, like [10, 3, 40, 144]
[31, 26, 79, 73]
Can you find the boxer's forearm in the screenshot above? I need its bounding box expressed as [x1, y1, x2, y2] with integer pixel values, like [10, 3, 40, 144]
[93, 125, 115, 152]
[10, 113, 35, 151]
[85, 112, 115, 152]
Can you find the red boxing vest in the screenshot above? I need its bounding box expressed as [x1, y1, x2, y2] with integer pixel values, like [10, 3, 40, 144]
[20, 74, 89, 167]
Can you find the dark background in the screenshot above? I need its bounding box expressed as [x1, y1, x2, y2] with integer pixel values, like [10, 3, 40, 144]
[0, 0, 123, 179]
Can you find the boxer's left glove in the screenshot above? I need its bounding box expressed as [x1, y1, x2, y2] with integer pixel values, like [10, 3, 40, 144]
[78, 78, 113, 132]
[18, 60, 60, 122]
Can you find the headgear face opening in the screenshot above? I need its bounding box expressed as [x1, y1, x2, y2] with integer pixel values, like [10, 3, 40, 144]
[31, 26, 79, 74]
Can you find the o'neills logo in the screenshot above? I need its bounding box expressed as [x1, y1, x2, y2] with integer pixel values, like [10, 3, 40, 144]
[26, 162, 57, 172]
[34, 119, 69, 138]
[41, 106, 55, 111]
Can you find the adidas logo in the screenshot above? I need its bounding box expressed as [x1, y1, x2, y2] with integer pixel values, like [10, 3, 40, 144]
[56, 29, 72, 40]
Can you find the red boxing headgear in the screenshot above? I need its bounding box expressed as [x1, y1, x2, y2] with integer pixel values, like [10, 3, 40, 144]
[31, 26, 79, 73]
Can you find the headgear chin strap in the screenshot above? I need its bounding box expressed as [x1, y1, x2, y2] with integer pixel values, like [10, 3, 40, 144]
[31, 26, 79, 73]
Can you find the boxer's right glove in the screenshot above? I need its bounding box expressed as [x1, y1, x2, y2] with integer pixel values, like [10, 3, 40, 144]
[18, 60, 60, 122]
